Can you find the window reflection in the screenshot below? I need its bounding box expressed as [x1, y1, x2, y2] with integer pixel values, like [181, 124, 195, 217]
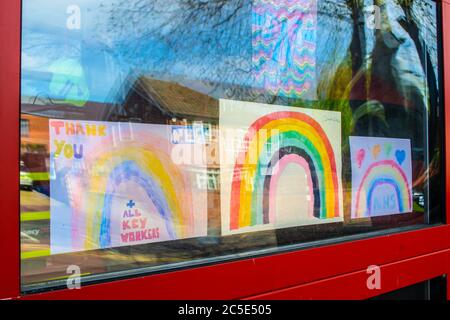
[20, 0, 442, 290]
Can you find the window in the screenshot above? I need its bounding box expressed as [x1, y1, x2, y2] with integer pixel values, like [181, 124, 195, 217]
[21, 119, 30, 137]
[20, 0, 444, 292]
[371, 276, 447, 300]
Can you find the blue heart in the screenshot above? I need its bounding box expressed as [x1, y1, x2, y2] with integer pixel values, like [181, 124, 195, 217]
[395, 150, 406, 165]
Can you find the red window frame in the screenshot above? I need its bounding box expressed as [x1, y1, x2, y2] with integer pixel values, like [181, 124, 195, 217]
[1, 0, 449, 300]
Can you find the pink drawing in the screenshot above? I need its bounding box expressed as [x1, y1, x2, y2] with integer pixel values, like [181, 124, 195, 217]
[356, 148, 365, 168]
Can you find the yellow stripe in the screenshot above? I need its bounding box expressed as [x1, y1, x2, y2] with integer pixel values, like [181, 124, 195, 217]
[21, 211, 50, 221]
[28, 172, 50, 181]
[46, 273, 91, 281]
[21, 249, 51, 259]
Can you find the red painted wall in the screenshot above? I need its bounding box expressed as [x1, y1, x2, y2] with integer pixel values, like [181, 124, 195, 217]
[0, 0, 21, 300]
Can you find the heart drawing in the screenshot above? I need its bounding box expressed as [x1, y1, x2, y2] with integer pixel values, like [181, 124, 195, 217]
[372, 144, 381, 159]
[385, 143, 393, 156]
[356, 148, 365, 168]
[395, 149, 406, 165]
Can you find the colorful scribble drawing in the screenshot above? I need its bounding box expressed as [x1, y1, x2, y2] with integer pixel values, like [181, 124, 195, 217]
[350, 137, 413, 218]
[220, 100, 342, 235]
[50, 120, 207, 254]
[252, 0, 317, 98]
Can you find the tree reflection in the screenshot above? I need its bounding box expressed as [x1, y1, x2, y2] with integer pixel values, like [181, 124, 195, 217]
[100, 0, 437, 125]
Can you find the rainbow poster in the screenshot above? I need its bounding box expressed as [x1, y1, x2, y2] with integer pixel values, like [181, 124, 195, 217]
[350, 136, 413, 219]
[252, 0, 317, 99]
[49, 120, 207, 254]
[220, 99, 342, 235]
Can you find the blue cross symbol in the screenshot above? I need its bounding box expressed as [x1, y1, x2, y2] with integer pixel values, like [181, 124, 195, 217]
[126, 200, 136, 208]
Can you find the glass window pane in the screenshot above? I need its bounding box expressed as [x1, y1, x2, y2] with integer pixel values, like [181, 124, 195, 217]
[20, 0, 443, 292]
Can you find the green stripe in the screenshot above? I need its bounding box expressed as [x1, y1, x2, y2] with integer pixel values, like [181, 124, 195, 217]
[413, 201, 424, 213]
[21, 249, 51, 259]
[21, 211, 50, 221]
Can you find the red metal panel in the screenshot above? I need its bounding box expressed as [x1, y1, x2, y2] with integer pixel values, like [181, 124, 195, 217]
[244, 250, 449, 300]
[443, 0, 450, 300]
[0, 0, 445, 300]
[22, 225, 450, 300]
[444, 0, 450, 226]
[0, 0, 21, 300]
[20, 0, 450, 299]
[447, 250, 450, 300]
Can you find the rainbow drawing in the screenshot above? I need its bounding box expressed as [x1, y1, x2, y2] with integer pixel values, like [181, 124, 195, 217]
[220, 100, 342, 234]
[83, 145, 193, 250]
[252, 0, 317, 99]
[350, 137, 413, 218]
[50, 120, 207, 254]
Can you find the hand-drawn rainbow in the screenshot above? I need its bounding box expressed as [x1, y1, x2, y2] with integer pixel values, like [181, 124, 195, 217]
[353, 160, 412, 218]
[50, 120, 207, 254]
[252, 0, 317, 98]
[230, 111, 340, 230]
[81, 145, 194, 250]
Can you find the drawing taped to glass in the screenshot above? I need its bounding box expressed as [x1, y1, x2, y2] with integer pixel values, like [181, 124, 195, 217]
[252, 0, 317, 100]
[49, 120, 207, 254]
[220, 99, 343, 235]
[350, 136, 413, 219]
